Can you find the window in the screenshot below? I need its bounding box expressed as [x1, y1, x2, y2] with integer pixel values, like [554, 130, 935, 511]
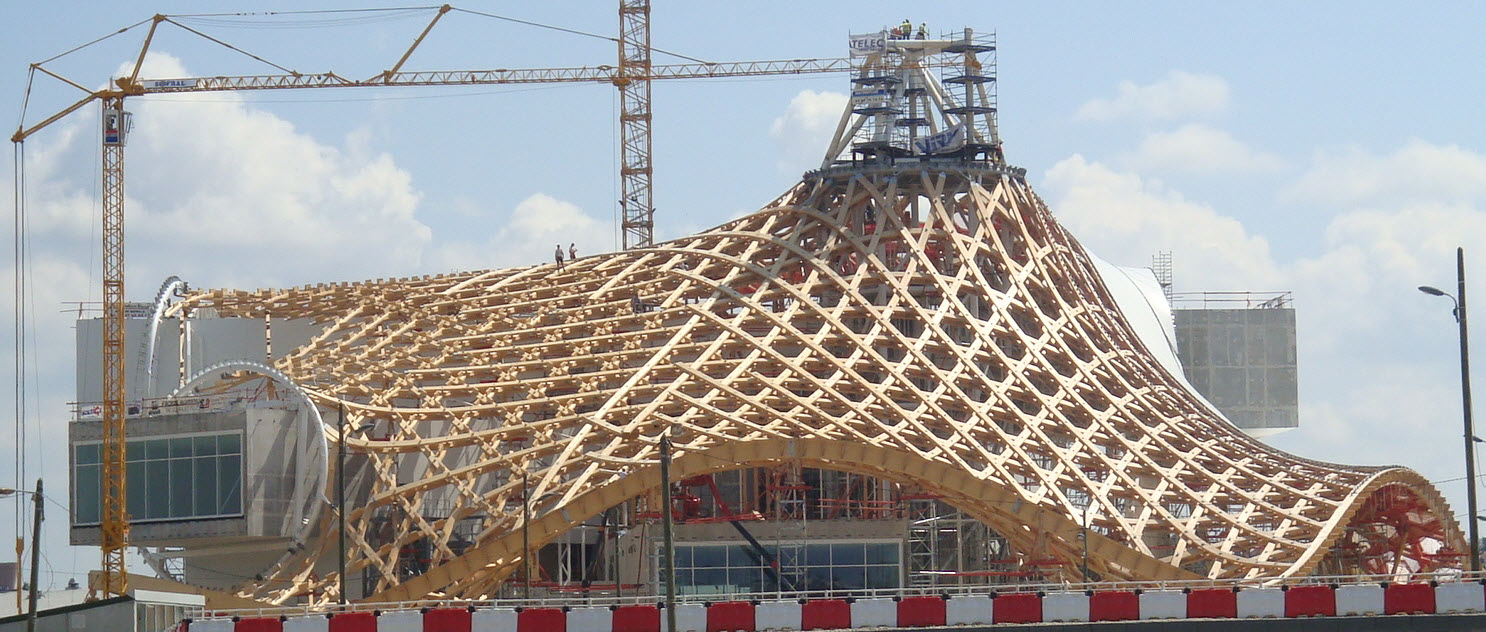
[73, 432, 243, 525]
[664, 540, 900, 594]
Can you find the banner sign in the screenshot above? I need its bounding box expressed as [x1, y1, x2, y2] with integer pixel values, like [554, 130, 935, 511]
[914, 124, 968, 155]
[142, 79, 197, 89]
[851, 88, 890, 107]
[849, 31, 886, 57]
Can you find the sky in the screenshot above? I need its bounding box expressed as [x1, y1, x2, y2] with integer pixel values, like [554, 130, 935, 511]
[2, 0, 1485, 594]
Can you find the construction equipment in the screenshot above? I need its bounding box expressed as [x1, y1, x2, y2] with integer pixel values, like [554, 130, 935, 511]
[11, 5, 852, 598]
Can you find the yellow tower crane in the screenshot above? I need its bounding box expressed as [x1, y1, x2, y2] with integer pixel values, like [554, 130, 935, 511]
[11, 5, 850, 598]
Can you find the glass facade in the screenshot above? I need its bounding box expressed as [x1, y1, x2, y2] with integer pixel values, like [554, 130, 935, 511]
[73, 432, 243, 525]
[667, 540, 900, 594]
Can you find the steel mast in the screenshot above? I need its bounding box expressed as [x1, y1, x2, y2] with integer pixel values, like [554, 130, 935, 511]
[617, 0, 654, 249]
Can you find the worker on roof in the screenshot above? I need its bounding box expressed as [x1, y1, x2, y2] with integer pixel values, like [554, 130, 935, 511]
[917, 23, 928, 39]
[901, 19, 912, 38]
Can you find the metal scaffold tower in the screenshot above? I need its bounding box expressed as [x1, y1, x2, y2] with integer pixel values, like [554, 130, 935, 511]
[764, 464, 808, 591]
[617, 0, 655, 249]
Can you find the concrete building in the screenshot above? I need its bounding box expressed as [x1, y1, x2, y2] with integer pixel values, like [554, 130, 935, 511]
[1171, 293, 1300, 438]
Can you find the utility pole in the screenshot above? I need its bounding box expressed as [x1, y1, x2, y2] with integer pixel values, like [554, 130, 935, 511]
[660, 434, 676, 632]
[522, 471, 531, 600]
[1080, 500, 1090, 582]
[26, 479, 43, 632]
[337, 401, 348, 605]
[1457, 247, 1478, 572]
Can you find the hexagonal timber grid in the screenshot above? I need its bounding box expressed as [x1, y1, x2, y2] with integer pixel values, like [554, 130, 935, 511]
[175, 165, 1461, 604]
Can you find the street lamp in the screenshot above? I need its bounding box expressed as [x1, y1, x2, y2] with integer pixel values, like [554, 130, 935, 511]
[2, 479, 43, 632]
[1419, 246, 1478, 573]
[337, 401, 377, 605]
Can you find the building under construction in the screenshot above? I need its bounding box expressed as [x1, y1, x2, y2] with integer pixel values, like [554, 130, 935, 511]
[66, 27, 1462, 607]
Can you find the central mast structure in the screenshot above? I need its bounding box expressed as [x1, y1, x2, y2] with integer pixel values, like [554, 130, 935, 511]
[822, 28, 1002, 169]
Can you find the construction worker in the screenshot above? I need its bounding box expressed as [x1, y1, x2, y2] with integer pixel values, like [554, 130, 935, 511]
[568, 243, 577, 261]
[554, 244, 565, 270]
[900, 19, 912, 40]
[917, 23, 928, 40]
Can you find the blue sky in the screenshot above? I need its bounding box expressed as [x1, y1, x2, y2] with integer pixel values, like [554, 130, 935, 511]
[3, 1, 1486, 592]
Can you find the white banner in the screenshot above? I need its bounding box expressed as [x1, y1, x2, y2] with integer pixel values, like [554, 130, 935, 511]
[914, 124, 968, 155]
[851, 88, 889, 107]
[849, 31, 886, 57]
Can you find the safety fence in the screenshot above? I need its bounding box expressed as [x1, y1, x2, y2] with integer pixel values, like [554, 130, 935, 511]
[184, 579, 1486, 631]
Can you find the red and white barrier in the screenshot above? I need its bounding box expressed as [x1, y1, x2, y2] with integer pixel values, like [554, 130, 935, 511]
[1235, 587, 1283, 618]
[1186, 587, 1236, 619]
[376, 610, 421, 632]
[1384, 582, 1435, 615]
[674, 603, 706, 632]
[190, 580, 1486, 632]
[1335, 584, 1384, 616]
[1283, 585, 1335, 618]
[1041, 592, 1088, 622]
[567, 606, 608, 631]
[1089, 590, 1139, 621]
[471, 608, 516, 632]
[754, 600, 799, 631]
[189, 620, 235, 632]
[800, 599, 849, 630]
[611, 605, 657, 632]
[235, 618, 280, 632]
[944, 594, 992, 626]
[895, 596, 944, 627]
[992, 592, 1040, 624]
[848, 598, 895, 627]
[1139, 589, 1186, 620]
[329, 612, 377, 632]
[282, 615, 327, 632]
[1436, 581, 1485, 614]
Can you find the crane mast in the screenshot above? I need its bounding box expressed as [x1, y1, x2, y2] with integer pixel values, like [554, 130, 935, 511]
[617, 0, 654, 249]
[98, 97, 129, 597]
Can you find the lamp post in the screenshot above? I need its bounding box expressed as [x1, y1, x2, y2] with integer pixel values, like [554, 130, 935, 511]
[2, 479, 43, 632]
[659, 433, 677, 632]
[522, 471, 531, 600]
[1080, 500, 1090, 583]
[1420, 246, 1478, 572]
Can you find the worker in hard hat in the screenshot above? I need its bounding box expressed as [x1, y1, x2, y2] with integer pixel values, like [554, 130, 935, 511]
[901, 19, 912, 39]
[917, 23, 928, 40]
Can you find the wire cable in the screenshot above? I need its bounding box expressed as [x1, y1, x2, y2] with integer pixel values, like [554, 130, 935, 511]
[34, 17, 156, 66]
[170, 7, 438, 30]
[452, 7, 711, 64]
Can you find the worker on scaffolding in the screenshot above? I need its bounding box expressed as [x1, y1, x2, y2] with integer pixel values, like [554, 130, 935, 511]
[900, 18, 912, 39]
[917, 22, 928, 40]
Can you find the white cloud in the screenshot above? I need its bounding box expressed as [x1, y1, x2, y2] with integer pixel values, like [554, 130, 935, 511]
[429, 192, 610, 272]
[1125, 124, 1284, 174]
[770, 90, 847, 176]
[15, 53, 435, 292]
[1283, 139, 1486, 207]
[1039, 154, 1281, 292]
[1075, 71, 1229, 122]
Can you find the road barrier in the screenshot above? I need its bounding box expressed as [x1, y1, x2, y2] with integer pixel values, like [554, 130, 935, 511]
[189, 579, 1486, 631]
